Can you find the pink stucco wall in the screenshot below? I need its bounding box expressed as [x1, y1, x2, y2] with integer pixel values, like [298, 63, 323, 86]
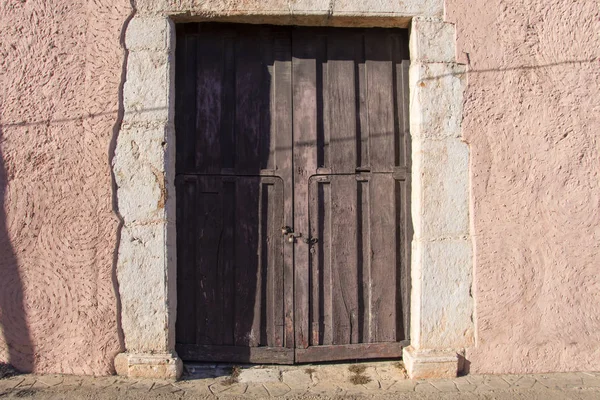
[0, 0, 598, 376]
[0, 0, 130, 374]
[446, 0, 600, 373]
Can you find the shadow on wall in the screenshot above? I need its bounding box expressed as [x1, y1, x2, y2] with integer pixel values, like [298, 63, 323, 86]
[0, 126, 34, 372]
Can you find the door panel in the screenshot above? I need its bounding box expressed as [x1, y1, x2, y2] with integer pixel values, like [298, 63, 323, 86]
[175, 24, 294, 363]
[300, 173, 410, 362]
[175, 175, 291, 362]
[175, 23, 411, 364]
[292, 27, 411, 361]
[175, 24, 292, 176]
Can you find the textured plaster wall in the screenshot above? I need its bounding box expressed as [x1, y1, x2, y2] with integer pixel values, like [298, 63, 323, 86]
[446, 0, 600, 373]
[1, 0, 598, 378]
[0, 0, 130, 374]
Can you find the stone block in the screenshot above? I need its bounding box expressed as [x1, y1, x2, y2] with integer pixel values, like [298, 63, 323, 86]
[281, 369, 315, 389]
[114, 161, 165, 224]
[410, 17, 457, 63]
[333, 0, 442, 17]
[403, 346, 458, 379]
[115, 353, 182, 380]
[263, 382, 293, 396]
[410, 237, 474, 349]
[238, 368, 281, 383]
[117, 223, 171, 352]
[113, 124, 169, 224]
[125, 17, 173, 52]
[123, 50, 172, 124]
[289, 0, 329, 13]
[138, 0, 291, 17]
[431, 380, 459, 392]
[411, 138, 470, 239]
[116, 123, 168, 170]
[388, 379, 417, 392]
[409, 62, 466, 139]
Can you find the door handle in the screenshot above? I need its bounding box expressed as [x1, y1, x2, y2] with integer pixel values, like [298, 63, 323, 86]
[287, 232, 302, 243]
[282, 226, 303, 243]
[282, 226, 316, 244]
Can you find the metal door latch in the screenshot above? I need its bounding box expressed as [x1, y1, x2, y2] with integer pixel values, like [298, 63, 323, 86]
[282, 226, 317, 244]
[303, 237, 318, 245]
[287, 232, 302, 243]
[282, 226, 302, 243]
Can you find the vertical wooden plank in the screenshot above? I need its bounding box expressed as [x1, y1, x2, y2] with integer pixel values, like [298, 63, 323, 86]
[234, 177, 260, 346]
[221, 34, 236, 170]
[260, 30, 276, 171]
[234, 31, 264, 174]
[309, 178, 334, 346]
[317, 33, 329, 169]
[266, 178, 285, 347]
[308, 178, 320, 346]
[175, 176, 197, 344]
[365, 31, 395, 172]
[356, 36, 369, 170]
[263, 181, 274, 347]
[394, 37, 411, 169]
[309, 177, 334, 346]
[369, 173, 397, 342]
[330, 176, 359, 344]
[326, 31, 358, 173]
[356, 177, 371, 343]
[174, 32, 186, 174]
[194, 34, 223, 173]
[292, 30, 320, 350]
[175, 34, 198, 174]
[271, 30, 294, 349]
[395, 43, 412, 339]
[397, 178, 412, 341]
[256, 177, 286, 347]
[255, 180, 268, 346]
[319, 181, 334, 345]
[195, 177, 223, 345]
[221, 178, 236, 345]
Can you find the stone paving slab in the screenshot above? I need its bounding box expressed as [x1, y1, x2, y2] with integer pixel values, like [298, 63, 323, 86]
[0, 362, 599, 399]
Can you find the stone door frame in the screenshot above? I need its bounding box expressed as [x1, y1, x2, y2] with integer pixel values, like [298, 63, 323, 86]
[112, 1, 473, 380]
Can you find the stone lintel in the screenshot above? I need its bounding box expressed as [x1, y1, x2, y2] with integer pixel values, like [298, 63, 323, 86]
[114, 352, 183, 380]
[135, 0, 443, 23]
[402, 346, 459, 379]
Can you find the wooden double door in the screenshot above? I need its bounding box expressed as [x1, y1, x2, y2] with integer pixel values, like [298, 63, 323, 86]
[175, 23, 412, 364]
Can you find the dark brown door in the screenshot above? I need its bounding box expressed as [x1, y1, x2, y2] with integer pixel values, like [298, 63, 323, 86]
[291, 29, 412, 362]
[174, 24, 295, 363]
[175, 24, 411, 364]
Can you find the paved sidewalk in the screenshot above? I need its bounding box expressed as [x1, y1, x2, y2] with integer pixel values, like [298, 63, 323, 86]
[1, 361, 600, 399]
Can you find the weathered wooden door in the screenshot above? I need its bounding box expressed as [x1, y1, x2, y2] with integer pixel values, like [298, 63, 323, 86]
[175, 24, 411, 364]
[291, 28, 411, 362]
[175, 24, 295, 363]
